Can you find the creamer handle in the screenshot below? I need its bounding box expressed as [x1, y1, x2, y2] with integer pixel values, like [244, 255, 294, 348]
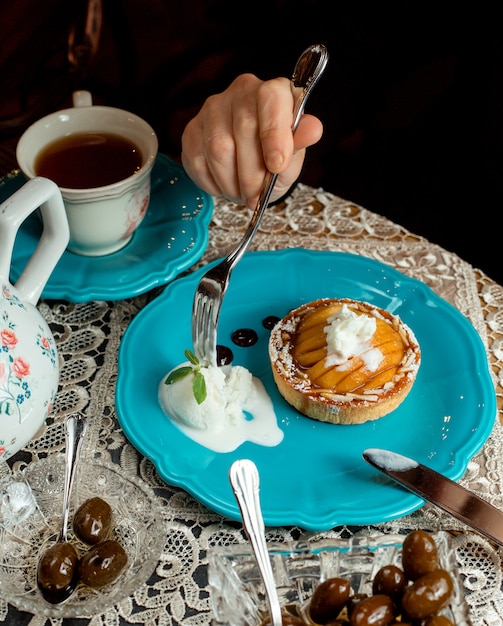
[0, 177, 70, 304]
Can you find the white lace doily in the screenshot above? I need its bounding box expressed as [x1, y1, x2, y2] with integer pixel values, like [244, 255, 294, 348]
[1, 184, 502, 626]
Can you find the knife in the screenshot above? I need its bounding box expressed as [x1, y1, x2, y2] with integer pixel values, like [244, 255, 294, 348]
[363, 447, 503, 547]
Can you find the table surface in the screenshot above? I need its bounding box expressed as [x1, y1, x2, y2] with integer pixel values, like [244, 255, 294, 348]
[1, 174, 503, 626]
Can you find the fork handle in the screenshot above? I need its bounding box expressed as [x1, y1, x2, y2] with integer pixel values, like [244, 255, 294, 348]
[228, 171, 278, 261]
[226, 44, 328, 268]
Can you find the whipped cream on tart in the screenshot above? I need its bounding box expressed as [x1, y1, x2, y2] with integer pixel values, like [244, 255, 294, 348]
[268, 298, 421, 424]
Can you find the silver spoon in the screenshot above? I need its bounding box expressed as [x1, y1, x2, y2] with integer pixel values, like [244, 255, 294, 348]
[37, 413, 87, 605]
[229, 459, 282, 626]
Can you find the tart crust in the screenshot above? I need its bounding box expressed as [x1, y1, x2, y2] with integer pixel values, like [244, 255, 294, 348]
[268, 298, 421, 424]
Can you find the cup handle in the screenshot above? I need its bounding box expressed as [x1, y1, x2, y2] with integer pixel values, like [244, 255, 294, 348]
[0, 177, 70, 304]
[72, 90, 93, 107]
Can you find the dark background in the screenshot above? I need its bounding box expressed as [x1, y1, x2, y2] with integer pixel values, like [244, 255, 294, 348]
[1, 1, 502, 283]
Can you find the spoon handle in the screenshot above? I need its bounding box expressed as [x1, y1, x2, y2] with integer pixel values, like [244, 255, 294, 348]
[59, 413, 87, 543]
[229, 459, 283, 626]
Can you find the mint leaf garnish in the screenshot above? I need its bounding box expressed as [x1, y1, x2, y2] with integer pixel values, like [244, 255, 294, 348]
[192, 371, 207, 405]
[185, 349, 199, 366]
[164, 349, 208, 404]
[165, 366, 193, 384]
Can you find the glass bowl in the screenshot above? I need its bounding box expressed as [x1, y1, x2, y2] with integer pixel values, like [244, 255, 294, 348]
[0, 456, 165, 618]
[208, 531, 472, 626]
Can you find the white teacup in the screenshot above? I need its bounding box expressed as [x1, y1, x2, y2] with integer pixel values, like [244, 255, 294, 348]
[16, 91, 158, 257]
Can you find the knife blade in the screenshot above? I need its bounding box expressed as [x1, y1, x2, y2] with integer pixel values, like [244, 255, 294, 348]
[363, 447, 503, 547]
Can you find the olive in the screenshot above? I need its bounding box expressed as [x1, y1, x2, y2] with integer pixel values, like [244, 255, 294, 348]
[73, 496, 113, 545]
[346, 594, 368, 620]
[37, 541, 79, 592]
[349, 594, 395, 626]
[372, 565, 407, 602]
[401, 530, 440, 581]
[78, 539, 128, 587]
[280, 617, 306, 626]
[401, 569, 454, 620]
[309, 577, 351, 624]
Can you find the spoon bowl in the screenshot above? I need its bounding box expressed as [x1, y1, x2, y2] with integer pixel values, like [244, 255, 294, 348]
[36, 413, 87, 605]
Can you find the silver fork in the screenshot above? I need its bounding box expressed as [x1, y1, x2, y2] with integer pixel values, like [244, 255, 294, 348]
[192, 43, 329, 366]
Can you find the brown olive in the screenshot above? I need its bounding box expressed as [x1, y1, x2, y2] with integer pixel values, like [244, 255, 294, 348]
[401, 530, 440, 581]
[280, 616, 306, 626]
[372, 565, 407, 602]
[346, 594, 368, 620]
[37, 541, 79, 591]
[309, 577, 351, 624]
[73, 496, 113, 545]
[78, 539, 128, 587]
[349, 594, 395, 626]
[401, 569, 454, 620]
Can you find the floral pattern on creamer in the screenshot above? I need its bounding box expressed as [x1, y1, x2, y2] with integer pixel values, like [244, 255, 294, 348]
[0, 286, 57, 434]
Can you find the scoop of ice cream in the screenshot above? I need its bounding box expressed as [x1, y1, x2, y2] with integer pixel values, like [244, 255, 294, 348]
[159, 362, 253, 430]
[158, 360, 284, 453]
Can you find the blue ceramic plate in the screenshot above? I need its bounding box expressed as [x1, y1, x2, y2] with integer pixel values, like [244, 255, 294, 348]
[6, 154, 213, 302]
[115, 249, 497, 530]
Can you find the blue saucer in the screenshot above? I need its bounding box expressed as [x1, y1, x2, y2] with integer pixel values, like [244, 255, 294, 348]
[6, 154, 213, 302]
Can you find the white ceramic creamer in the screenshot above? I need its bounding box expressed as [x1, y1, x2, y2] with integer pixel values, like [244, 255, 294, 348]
[0, 177, 69, 460]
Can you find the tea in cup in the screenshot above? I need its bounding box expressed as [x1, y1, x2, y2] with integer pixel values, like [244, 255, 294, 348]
[16, 91, 158, 256]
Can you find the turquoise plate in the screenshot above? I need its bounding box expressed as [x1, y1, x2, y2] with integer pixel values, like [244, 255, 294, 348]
[115, 249, 497, 530]
[5, 154, 213, 302]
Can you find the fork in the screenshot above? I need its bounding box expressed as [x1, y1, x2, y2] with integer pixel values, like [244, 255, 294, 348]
[192, 43, 329, 366]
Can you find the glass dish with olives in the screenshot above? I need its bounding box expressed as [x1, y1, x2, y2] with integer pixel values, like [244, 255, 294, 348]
[0, 456, 165, 618]
[208, 530, 472, 626]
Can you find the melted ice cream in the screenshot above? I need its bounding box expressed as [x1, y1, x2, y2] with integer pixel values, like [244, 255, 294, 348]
[158, 362, 283, 453]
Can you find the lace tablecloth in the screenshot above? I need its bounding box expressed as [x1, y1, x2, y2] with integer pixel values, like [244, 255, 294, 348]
[1, 182, 503, 626]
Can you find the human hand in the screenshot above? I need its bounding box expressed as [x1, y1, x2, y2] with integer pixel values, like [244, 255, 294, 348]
[181, 73, 323, 209]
